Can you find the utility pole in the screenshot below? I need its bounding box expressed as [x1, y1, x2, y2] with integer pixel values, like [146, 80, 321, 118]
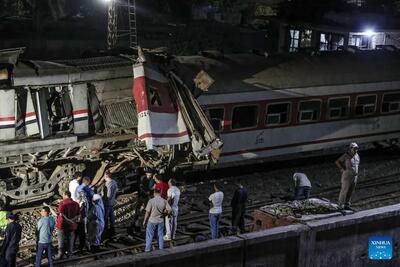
[106, 0, 137, 50]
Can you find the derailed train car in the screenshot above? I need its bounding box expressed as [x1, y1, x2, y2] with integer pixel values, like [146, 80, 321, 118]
[0, 47, 220, 206]
[174, 49, 400, 167]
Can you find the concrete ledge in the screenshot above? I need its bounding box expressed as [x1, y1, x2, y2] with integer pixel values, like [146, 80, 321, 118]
[305, 204, 400, 230]
[78, 205, 400, 267]
[241, 224, 307, 267]
[78, 236, 245, 267]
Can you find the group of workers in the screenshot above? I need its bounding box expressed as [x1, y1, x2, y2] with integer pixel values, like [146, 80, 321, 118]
[0, 142, 360, 266]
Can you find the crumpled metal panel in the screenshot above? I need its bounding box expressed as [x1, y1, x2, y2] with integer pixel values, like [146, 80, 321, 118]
[100, 98, 138, 131]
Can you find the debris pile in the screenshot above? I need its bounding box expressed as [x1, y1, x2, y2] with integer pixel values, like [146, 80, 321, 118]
[260, 198, 340, 218]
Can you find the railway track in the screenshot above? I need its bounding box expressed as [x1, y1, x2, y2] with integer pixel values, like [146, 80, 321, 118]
[16, 172, 400, 267]
[12, 149, 400, 266]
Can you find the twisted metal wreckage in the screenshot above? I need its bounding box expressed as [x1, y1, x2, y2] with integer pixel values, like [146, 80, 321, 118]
[0, 47, 222, 206]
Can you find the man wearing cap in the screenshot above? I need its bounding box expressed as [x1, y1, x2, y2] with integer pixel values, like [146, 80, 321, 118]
[87, 194, 105, 252]
[0, 212, 22, 267]
[335, 142, 360, 210]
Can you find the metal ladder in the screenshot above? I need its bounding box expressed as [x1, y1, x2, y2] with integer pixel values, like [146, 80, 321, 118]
[128, 0, 138, 48]
[107, 0, 138, 49]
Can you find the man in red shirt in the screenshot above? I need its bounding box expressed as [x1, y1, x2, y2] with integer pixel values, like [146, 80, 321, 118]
[153, 174, 169, 200]
[54, 191, 80, 259]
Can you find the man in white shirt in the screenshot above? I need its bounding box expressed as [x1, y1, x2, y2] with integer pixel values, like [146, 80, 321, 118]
[293, 173, 312, 200]
[335, 142, 360, 210]
[164, 178, 180, 241]
[69, 172, 83, 202]
[208, 183, 223, 239]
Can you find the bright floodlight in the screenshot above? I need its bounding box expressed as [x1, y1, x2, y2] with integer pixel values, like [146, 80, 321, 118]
[103, 0, 112, 2]
[363, 29, 375, 36]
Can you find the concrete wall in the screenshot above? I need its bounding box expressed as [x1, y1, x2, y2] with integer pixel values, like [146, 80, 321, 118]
[80, 204, 400, 267]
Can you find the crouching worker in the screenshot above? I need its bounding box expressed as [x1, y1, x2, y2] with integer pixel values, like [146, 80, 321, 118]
[293, 172, 312, 200]
[87, 194, 104, 253]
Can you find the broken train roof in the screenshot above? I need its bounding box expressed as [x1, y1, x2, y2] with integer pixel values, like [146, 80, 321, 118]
[173, 50, 400, 93]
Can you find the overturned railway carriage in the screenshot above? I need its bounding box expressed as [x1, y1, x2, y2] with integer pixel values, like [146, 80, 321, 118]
[0, 48, 218, 206]
[174, 50, 400, 166]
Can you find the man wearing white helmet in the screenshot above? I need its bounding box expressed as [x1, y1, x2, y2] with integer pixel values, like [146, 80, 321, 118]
[335, 142, 360, 210]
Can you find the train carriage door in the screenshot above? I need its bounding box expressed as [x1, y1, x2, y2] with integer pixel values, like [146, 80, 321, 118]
[15, 89, 26, 137]
[47, 86, 73, 133]
[33, 88, 51, 139]
[70, 83, 89, 135]
[0, 89, 16, 140]
[25, 88, 40, 137]
[87, 83, 104, 133]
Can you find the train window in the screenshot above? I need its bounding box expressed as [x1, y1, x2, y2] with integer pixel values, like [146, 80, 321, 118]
[298, 100, 321, 122]
[328, 97, 349, 119]
[355, 95, 377, 116]
[382, 93, 400, 113]
[266, 103, 290, 125]
[205, 108, 224, 131]
[232, 105, 258, 129]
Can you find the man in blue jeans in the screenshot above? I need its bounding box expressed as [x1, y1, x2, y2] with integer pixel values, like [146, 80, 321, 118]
[142, 188, 171, 252]
[208, 183, 224, 239]
[35, 206, 55, 267]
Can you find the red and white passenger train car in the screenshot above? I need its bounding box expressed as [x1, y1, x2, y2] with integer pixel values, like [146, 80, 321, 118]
[175, 50, 400, 167]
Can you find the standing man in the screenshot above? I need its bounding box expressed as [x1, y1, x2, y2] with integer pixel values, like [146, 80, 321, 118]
[69, 172, 83, 202]
[230, 181, 248, 234]
[77, 177, 95, 202]
[335, 142, 360, 210]
[76, 190, 89, 252]
[35, 207, 55, 267]
[293, 172, 312, 200]
[54, 191, 80, 260]
[0, 212, 22, 267]
[129, 169, 154, 235]
[153, 174, 169, 200]
[87, 194, 105, 252]
[208, 183, 224, 239]
[103, 171, 118, 236]
[164, 178, 180, 241]
[143, 188, 171, 252]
